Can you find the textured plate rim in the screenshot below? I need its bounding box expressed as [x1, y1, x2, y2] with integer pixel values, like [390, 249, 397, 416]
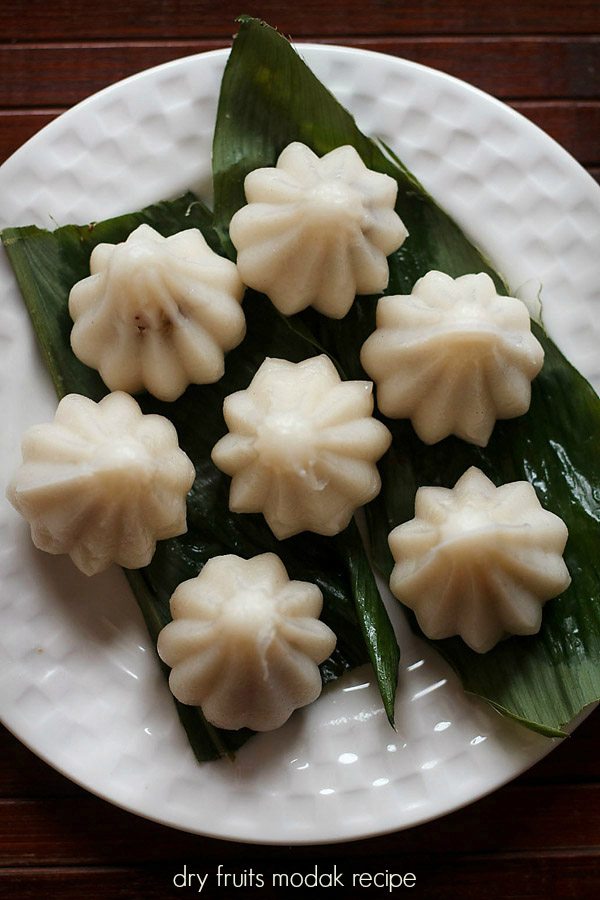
[0, 43, 598, 844]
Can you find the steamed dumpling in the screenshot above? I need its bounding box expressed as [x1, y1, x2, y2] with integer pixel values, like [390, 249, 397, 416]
[388, 467, 571, 652]
[6, 392, 196, 575]
[211, 355, 391, 539]
[229, 142, 408, 318]
[157, 553, 337, 731]
[361, 271, 545, 446]
[69, 224, 245, 401]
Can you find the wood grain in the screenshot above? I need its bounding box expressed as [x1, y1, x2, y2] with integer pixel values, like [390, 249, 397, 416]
[1, 783, 600, 867]
[1, 2, 599, 897]
[0, 111, 58, 163]
[0, 856, 599, 900]
[2, 1, 599, 40]
[1, 37, 598, 108]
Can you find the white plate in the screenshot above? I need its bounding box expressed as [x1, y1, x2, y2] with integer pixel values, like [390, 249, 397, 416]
[1, 45, 599, 845]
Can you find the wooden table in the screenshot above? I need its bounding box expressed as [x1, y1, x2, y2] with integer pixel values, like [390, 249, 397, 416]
[1, 2, 598, 897]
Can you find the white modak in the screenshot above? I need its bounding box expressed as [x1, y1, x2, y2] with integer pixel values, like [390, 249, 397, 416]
[6, 392, 195, 576]
[69, 224, 245, 402]
[229, 142, 408, 318]
[388, 467, 571, 653]
[211, 355, 391, 539]
[157, 553, 337, 731]
[361, 271, 545, 446]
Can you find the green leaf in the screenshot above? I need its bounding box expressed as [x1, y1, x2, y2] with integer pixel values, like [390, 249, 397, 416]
[2, 195, 220, 402]
[2, 193, 381, 759]
[212, 16, 600, 735]
[337, 521, 400, 724]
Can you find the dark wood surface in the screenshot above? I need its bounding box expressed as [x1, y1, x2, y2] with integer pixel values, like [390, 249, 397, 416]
[1, 2, 598, 897]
